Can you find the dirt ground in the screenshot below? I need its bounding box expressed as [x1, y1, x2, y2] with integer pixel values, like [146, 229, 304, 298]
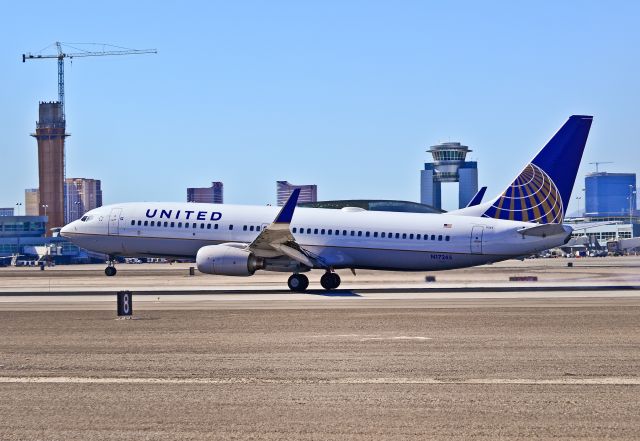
[0, 305, 638, 440]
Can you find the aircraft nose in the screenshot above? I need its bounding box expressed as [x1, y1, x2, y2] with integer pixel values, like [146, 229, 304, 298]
[60, 222, 75, 238]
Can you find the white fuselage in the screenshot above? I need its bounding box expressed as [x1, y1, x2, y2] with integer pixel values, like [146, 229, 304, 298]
[61, 202, 571, 271]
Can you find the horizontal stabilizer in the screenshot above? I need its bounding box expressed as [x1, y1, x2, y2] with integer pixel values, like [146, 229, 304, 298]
[519, 223, 570, 237]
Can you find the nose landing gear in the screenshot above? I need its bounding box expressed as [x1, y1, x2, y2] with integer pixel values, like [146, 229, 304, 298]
[105, 257, 117, 276]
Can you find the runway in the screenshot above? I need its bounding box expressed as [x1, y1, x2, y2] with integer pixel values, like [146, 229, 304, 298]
[1, 258, 639, 439]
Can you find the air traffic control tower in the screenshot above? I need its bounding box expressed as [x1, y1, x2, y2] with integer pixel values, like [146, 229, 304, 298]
[31, 102, 68, 236]
[420, 142, 478, 210]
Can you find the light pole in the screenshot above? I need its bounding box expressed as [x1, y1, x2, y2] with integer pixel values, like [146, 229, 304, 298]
[41, 204, 48, 217]
[629, 185, 637, 227]
[15, 202, 22, 216]
[575, 196, 582, 218]
[74, 201, 82, 221]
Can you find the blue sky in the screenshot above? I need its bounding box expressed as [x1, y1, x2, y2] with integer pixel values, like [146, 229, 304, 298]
[1, 1, 639, 212]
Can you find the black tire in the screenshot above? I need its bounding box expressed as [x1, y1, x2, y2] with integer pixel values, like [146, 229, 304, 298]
[330, 272, 341, 289]
[321, 272, 339, 290]
[105, 266, 117, 277]
[288, 274, 309, 292]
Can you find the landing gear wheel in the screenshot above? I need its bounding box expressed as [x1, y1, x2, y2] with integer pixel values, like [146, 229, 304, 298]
[288, 274, 309, 292]
[321, 272, 341, 290]
[105, 266, 117, 277]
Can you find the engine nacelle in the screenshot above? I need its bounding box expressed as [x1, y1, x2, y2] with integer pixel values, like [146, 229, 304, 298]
[196, 245, 262, 276]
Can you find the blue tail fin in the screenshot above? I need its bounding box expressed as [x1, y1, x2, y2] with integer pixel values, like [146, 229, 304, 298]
[482, 115, 592, 223]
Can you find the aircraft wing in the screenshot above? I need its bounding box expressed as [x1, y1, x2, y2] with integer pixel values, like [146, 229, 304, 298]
[465, 186, 487, 208]
[247, 189, 319, 269]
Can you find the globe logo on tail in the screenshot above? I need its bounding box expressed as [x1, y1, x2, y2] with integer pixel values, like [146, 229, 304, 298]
[482, 163, 564, 224]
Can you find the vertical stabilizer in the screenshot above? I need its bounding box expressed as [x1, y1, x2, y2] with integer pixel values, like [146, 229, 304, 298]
[483, 115, 592, 223]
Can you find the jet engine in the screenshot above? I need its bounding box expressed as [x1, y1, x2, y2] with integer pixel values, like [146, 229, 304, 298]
[196, 245, 263, 276]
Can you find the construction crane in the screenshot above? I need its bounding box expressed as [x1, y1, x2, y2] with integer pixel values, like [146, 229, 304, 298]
[22, 42, 157, 120]
[588, 161, 613, 173]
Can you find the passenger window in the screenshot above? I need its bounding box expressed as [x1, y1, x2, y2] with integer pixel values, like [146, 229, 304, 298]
[150, 221, 155, 226]
[214, 224, 219, 230]
[257, 226, 261, 231]
[431, 234, 436, 240]
[171, 222, 175, 227]
[343, 230, 347, 236]
[328, 229, 332, 235]
[365, 232, 370, 237]
[250, 226, 254, 231]
[381, 232, 386, 238]
[144, 221, 149, 226]
[373, 232, 378, 238]
[445, 235, 450, 241]
[130, 220, 135, 226]
[395, 233, 400, 239]
[321, 229, 325, 235]
[229, 225, 234, 230]
[206, 224, 211, 229]
[243, 225, 248, 231]
[200, 223, 205, 229]
[438, 235, 443, 241]
[293, 227, 297, 233]
[164, 222, 168, 227]
[137, 220, 142, 226]
[350, 231, 355, 236]
[409, 234, 414, 239]
[416, 234, 421, 240]
[314, 229, 319, 234]
[178, 222, 182, 228]
[307, 228, 311, 234]
[357, 231, 362, 237]
[402, 233, 407, 239]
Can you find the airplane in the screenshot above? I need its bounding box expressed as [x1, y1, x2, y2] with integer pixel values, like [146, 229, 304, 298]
[61, 115, 593, 292]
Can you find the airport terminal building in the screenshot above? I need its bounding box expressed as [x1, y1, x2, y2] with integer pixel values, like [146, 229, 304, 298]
[0, 215, 90, 263]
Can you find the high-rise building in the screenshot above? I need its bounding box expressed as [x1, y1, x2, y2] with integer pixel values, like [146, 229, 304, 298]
[25, 188, 40, 216]
[584, 172, 636, 217]
[420, 142, 478, 209]
[64, 178, 103, 223]
[277, 181, 318, 206]
[0, 208, 14, 217]
[31, 102, 68, 236]
[187, 182, 224, 204]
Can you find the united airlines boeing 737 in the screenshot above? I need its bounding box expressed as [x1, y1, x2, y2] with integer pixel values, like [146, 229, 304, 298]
[61, 115, 593, 292]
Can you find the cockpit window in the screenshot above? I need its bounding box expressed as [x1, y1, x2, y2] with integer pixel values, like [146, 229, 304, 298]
[80, 216, 93, 222]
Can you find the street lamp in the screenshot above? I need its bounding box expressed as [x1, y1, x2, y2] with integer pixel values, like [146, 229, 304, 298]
[575, 196, 582, 218]
[15, 202, 22, 216]
[41, 204, 48, 217]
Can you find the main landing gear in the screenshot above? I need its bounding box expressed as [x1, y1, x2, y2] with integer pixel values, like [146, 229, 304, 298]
[287, 271, 341, 292]
[105, 257, 117, 277]
[320, 271, 341, 290]
[288, 273, 309, 292]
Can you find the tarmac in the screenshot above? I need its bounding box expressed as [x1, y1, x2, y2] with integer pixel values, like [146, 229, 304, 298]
[0, 257, 639, 439]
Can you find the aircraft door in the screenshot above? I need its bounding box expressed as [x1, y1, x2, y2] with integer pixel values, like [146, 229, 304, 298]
[108, 208, 122, 236]
[470, 226, 484, 254]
